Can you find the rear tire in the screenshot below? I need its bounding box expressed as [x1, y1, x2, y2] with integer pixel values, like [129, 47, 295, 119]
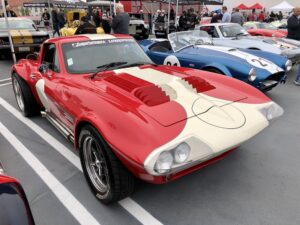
[12, 73, 40, 117]
[79, 125, 135, 204]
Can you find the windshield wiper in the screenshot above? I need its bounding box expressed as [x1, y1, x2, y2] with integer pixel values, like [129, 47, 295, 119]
[118, 61, 157, 68]
[235, 33, 247, 38]
[90, 61, 127, 79]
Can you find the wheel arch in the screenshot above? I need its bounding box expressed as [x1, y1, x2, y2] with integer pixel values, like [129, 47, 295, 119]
[201, 64, 232, 77]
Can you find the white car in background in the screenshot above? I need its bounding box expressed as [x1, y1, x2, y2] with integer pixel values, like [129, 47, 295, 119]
[129, 13, 149, 39]
[197, 23, 300, 65]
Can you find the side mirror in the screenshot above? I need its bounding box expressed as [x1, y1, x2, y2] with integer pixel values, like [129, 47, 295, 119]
[38, 64, 49, 74]
[26, 52, 39, 61]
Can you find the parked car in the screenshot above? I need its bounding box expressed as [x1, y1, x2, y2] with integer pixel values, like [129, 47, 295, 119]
[243, 21, 287, 38]
[140, 30, 290, 91]
[270, 20, 287, 29]
[0, 162, 35, 225]
[0, 18, 49, 57]
[197, 23, 300, 65]
[12, 34, 283, 203]
[129, 13, 149, 39]
[154, 21, 176, 38]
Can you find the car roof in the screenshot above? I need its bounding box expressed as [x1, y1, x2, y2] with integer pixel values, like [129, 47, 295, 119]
[46, 34, 133, 44]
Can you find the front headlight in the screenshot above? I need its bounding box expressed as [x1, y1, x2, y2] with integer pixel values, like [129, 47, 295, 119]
[174, 142, 191, 163]
[285, 60, 292, 72]
[258, 102, 284, 121]
[248, 68, 257, 82]
[155, 151, 173, 173]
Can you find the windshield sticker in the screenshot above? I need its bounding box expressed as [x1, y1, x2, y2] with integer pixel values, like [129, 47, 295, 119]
[71, 39, 134, 48]
[67, 58, 73, 66]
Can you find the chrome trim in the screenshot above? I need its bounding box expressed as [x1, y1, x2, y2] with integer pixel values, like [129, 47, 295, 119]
[41, 111, 75, 143]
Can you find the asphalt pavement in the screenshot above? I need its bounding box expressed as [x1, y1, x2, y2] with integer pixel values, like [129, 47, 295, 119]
[0, 58, 300, 225]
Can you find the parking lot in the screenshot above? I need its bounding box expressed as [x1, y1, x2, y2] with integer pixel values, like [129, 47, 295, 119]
[0, 58, 300, 225]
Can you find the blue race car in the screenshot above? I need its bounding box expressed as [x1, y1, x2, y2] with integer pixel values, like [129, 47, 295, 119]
[140, 30, 291, 91]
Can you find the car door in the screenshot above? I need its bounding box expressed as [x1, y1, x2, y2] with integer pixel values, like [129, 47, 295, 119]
[39, 43, 74, 131]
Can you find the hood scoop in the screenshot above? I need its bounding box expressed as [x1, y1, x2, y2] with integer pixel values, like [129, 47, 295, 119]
[182, 76, 215, 93]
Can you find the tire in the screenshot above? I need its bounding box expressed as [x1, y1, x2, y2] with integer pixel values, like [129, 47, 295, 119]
[12, 73, 40, 117]
[79, 125, 135, 204]
[205, 68, 224, 75]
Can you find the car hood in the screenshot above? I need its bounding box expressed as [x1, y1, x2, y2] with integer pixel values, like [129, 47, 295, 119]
[93, 66, 248, 127]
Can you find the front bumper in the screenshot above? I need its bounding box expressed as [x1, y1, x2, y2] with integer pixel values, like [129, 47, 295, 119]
[256, 72, 287, 92]
[282, 48, 300, 65]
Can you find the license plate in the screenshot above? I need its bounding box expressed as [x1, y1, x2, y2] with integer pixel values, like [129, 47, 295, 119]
[18, 47, 30, 52]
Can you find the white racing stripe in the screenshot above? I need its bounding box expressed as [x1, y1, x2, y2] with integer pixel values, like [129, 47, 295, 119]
[0, 82, 12, 87]
[0, 97, 163, 225]
[0, 122, 101, 225]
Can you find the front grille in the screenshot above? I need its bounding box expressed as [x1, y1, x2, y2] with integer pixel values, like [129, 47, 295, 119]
[266, 71, 285, 82]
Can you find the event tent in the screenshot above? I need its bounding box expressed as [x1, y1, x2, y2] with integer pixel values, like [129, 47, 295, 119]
[270, 1, 294, 11]
[248, 3, 263, 10]
[235, 3, 249, 10]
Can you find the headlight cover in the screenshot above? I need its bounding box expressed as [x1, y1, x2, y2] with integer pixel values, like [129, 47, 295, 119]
[248, 68, 257, 82]
[174, 142, 191, 163]
[154, 151, 174, 173]
[285, 60, 292, 72]
[258, 102, 284, 121]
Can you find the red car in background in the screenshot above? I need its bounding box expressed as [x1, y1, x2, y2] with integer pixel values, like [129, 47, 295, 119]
[0, 162, 35, 225]
[244, 22, 287, 38]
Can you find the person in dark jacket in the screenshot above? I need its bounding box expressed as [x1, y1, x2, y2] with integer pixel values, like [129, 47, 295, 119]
[111, 3, 130, 34]
[178, 11, 187, 31]
[287, 7, 300, 85]
[57, 9, 66, 29]
[51, 8, 60, 37]
[75, 16, 96, 35]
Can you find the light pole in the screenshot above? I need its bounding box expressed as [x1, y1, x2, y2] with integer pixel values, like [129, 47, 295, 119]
[1, 0, 16, 63]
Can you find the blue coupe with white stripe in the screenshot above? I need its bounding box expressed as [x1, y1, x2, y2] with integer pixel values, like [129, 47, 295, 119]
[140, 30, 291, 91]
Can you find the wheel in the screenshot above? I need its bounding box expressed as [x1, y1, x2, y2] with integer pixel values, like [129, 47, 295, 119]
[205, 68, 224, 75]
[12, 73, 40, 117]
[79, 125, 135, 204]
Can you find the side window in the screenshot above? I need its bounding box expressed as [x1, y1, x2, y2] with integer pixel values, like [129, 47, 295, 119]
[42, 44, 60, 73]
[200, 26, 219, 38]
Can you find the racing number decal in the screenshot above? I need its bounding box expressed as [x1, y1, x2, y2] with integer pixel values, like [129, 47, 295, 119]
[163, 55, 181, 67]
[251, 58, 268, 67]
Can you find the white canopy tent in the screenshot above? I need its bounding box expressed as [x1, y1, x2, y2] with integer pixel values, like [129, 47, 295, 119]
[270, 1, 294, 12]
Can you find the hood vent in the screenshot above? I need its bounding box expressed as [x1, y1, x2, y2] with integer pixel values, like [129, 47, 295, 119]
[134, 85, 170, 106]
[182, 76, 215, 93]
[104, 75, 140, 92]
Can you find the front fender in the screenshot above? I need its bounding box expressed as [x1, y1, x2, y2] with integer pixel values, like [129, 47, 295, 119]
[201, 63, 233, 77]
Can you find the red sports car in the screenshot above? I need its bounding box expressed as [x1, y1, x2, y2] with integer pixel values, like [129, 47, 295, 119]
[244, 22, 287, 38]
[11, 34, 283, 203]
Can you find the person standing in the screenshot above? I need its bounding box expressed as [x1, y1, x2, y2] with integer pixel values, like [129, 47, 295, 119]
[51, 8, 60, 37]
[287, 7, 300, 85]
[57, 9, 66, 30]
[75, 16, 97, 35]
[41, 8, 50, 29]
[231, 8, 244, 25]
[4, 5, 17, 17]
[111, 3, 130, 34]
[221, 6, 231, 23]
[249, 9, 257, 21]
[258, 11, 265, 22]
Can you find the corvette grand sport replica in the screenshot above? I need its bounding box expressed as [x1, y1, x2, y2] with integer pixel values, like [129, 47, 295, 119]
[0, 18, 49, 57]
[140, 31, 290, 91]
[243, 22, 287, 38]
[11, 34, 284, 203]
[198, 23, 300, 65]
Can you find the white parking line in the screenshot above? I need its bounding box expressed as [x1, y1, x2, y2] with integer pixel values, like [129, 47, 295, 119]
[0, 97, 163, 225]
[0, 78, 11, 82]
[0, 82, 12, 87]
[0, 122, 101, 225]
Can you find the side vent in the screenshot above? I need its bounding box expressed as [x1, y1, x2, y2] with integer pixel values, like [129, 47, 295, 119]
[182, 76, 215, 93]
[134, 85, 170, 106]
[104, 75, 139, 92]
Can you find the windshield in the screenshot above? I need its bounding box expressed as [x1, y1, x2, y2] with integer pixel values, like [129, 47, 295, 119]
[219, 24, 249, 38]
[168, 30, 212, 52]
[0, 20, 35, 30]
[62, 39, 153, 74]
[257, 23, 277, 30]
